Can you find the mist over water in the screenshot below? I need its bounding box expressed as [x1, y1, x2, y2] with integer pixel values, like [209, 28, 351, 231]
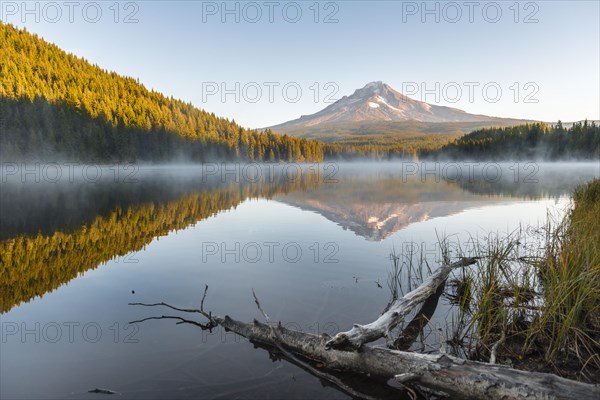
[1, 161, 597, 237]
[1, 161, 598, 399]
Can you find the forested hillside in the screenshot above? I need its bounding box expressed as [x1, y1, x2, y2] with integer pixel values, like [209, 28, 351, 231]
[428, 122, 600, 160]
[0, 22, 336, 162]
[2, 23, 598, 162]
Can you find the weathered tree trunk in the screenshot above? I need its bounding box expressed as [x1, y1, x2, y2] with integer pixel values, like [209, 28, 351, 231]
[215, 316, 600, 400]
[325, 257, 478, 350]
[131, 258, 600, 399]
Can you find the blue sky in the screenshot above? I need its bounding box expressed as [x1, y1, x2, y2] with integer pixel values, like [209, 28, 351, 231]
[3, 1, 599, 128]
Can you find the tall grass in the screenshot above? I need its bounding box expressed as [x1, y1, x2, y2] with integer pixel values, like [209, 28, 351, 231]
[445, 179, 600, 381]
[529, 179, 600, 374]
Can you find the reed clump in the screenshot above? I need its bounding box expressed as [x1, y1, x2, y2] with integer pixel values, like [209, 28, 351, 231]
[447, 179, 600, 382]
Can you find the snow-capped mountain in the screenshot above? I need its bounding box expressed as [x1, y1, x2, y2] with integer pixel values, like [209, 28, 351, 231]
[269, 81, 526, 133]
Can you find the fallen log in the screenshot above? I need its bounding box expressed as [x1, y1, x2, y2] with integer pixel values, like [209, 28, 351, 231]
[130, 258, 600, 400]
[131, 302, 600, 399]
[325, 257, 478, 350]
[223, 317, 600, 400]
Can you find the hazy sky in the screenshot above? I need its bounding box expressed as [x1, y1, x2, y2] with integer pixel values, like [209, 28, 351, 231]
[3, 1, 599, 128]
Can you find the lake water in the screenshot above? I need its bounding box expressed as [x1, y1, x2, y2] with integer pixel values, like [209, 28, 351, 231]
[1, 162, 599, 399]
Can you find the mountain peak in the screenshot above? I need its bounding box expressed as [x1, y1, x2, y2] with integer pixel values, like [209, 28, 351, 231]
[269, 81, 522, 130]
[358, 81, 392, 95]
[364, 81, 385, 89]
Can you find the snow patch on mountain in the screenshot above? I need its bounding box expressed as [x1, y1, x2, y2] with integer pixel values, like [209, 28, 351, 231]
[268, 81, 526, 131]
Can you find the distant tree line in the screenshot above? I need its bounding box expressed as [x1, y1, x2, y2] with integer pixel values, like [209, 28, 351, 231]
[425, 122, 600, 160]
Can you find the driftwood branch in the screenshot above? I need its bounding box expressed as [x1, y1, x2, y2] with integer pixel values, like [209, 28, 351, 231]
[250, 289, 383, 400]
[129, 260, 600, 399]
[325, 257, 479, 351]
[132, 307, 599, 399]
[223, 319, 600, 399]
[129, 284, 219, 331]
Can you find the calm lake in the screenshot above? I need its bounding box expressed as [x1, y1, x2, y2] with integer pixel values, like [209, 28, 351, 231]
[1, 162, 599, 399]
